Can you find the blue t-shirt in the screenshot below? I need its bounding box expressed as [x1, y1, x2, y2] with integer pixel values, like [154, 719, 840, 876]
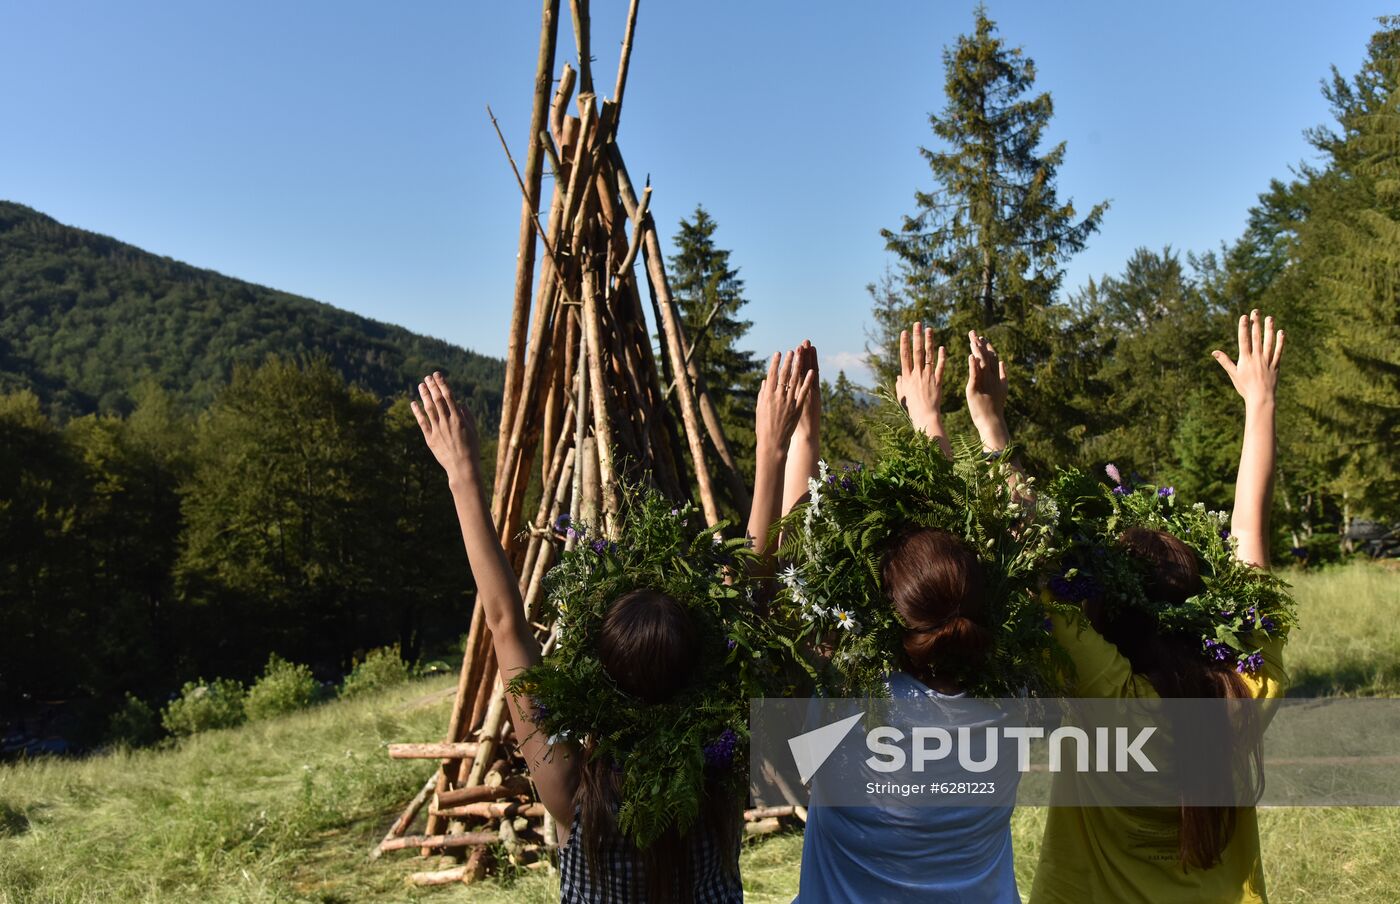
[794, 672, 1021, 904]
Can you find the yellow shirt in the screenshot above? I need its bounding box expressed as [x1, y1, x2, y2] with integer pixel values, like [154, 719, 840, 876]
[1030, 596, 1288, 904]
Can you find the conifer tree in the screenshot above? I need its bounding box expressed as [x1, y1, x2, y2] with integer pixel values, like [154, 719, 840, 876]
[1304, 18, 1400, 516]
[667, 205, 760, 486]
[875, 5, 1106, 463]
[820, 371, 874, 467]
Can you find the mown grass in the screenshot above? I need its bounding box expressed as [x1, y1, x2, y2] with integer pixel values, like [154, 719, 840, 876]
[1282, 560, 1400, 697]
[1, 561, 1396, 903]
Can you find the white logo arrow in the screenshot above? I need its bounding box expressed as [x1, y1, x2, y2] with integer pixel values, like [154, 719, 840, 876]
[787, 711, 865, 783]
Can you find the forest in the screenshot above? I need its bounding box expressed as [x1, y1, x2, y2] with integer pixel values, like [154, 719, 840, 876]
[1, 11, 1397, 750]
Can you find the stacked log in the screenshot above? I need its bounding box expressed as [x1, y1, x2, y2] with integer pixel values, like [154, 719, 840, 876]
[372, 0, 767, 883]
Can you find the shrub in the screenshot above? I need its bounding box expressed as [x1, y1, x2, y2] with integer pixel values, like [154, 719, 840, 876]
[339, 646, 411, 699]
[244, 654, 318, 720]
[106, 693, 162, 747]
[160, 678, 246, 737]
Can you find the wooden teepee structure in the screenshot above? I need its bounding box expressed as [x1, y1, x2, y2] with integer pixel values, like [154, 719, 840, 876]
[369, 0, 790, 884]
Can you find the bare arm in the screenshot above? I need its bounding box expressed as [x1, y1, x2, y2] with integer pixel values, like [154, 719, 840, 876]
[965, 330, 1034, 503]
[1212, 310, 1285, 570]
[411, 373, 577, 826]
[782, 341, 821, 516]
[748, 350, 814, 575]
[896, 322, 953, 459]
[965, 330, 1011, 454]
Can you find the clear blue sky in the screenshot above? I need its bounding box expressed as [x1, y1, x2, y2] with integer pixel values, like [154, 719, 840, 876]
[0, 1, 1386, 385]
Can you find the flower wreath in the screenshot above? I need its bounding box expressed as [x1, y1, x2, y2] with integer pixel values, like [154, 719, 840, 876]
[773, 418, 1070, 698]
[507, 486, 783, 849]
[1041, 466, 1297, 676]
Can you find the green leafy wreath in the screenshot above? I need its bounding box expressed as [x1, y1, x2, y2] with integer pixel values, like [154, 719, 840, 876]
[1041, 466, 1296, 675]
[773, 418, 1070, 698]
[507, 486, 783, 849]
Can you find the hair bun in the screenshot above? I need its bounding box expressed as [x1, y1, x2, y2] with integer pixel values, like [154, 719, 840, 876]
[904, 614, 994, 679]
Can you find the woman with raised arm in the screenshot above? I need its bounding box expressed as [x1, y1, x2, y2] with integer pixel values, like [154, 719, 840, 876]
[755, 326, 1043, 904]
[1031, 310, 1293, 904]
[412, 353, 811, 903]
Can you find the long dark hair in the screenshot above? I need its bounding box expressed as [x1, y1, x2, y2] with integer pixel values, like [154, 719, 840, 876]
[578, 588, 740, 903]
[881, 528, 994, 689]
[1087, 527, 1264, 870]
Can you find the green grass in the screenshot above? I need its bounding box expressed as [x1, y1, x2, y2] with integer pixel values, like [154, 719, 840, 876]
[1282, 561, 1400, 696]
[1, 561, 1397, 902]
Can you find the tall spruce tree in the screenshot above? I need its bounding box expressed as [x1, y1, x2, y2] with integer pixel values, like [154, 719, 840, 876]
[875, 5, 1106, 464]
[667, 205, 760, 487]
[1209, 18, 1400, 551]
[1303, 18, 1400, 518]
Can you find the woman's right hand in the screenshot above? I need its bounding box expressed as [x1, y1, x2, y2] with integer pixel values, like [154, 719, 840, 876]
[1212, 309, 1284, 409]
[965, 331, 1011, 452]
[411, 372, 482, 481]
[896, 321, 947, 437]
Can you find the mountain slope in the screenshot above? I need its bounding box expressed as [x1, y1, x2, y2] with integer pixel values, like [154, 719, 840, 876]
[0, 201, 502, 421]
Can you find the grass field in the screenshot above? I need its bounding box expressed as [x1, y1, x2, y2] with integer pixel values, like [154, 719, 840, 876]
[1, 561, 1396, 903]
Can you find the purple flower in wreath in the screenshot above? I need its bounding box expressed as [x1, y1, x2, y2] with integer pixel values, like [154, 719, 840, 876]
[703, 728, 740, 769]
[591, 538, 615, 555]
[840, 477, 854, 492]
[1236, 651, 1265, 674]
[1158, 486, 1175, 498]
[1049, 571, 1098, 603]
[1105, 463, 1123, 486]
[1202, 638, 1233, 663]
[1112, 485, 1128, 496]
[725, 637, 737, 652]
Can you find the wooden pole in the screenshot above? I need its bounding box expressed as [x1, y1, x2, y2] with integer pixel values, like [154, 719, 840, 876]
[609, 146, 722, 524]
[497, 0, 563, 493]
[435, 775, 531, 810]
[582, 265, 620, 529]
[550, 63, 577, 145]
[368, 774, 437, 860]
[433, 801, 547, 821]
[388, 742, 480, 760]
[405, 866, 470, 887]
[379, 831, 498, 853]
[612, 0, 640, 110]
[568, 0, 593, 96]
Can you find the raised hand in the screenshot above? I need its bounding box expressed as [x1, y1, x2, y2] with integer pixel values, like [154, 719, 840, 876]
[413, 370, 577, 824]
[784, 341, 822, 516]
[965, 331, 1010, 453]
[1212, 309, 1285, 409]
[896, 322, 950, 456]
[1213, 310, 1284, 570]
[750, 348, 816, 566]
[411, 372, 482, 479]
[755, 349, 815, 459]
[792, 340, 821, 447]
